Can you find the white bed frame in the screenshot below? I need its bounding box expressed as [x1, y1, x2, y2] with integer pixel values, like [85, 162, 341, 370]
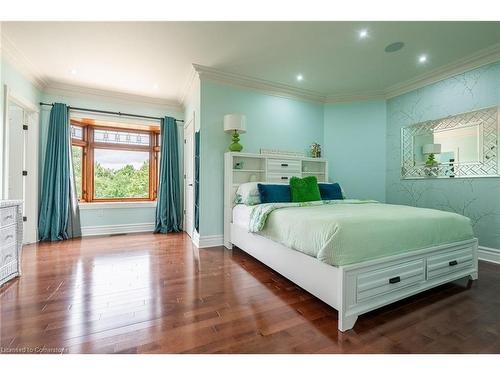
[223, 152, 478, 331]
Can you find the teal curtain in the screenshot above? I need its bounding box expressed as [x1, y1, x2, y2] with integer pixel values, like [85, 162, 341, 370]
[155, 117, 182, 233]
[38, 103, 81, 241]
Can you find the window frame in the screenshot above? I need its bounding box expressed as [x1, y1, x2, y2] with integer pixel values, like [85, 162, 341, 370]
[71, 120, 160, 203]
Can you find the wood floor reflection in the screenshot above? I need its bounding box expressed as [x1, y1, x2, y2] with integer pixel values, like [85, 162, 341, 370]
[1, 232, 499, 353]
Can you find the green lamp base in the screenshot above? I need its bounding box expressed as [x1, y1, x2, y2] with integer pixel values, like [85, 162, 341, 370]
[228, 131, 243, 152]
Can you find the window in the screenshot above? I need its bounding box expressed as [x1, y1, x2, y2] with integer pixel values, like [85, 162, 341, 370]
[70, 120, 159, 202]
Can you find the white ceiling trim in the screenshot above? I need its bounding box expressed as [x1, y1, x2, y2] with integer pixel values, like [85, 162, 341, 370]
[324, 90, 386, 104]
[1, 34, 48, 90]
[3, 30, 500, 107]
[193, 63, 327, 104]
[179, 65, 198, 106]
[194, 42, 500, 105]
[44, 81, 183, 113]
[385, 42, 500, 99]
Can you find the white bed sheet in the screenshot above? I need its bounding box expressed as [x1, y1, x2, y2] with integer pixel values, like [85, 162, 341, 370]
[232, 204, 254, 228]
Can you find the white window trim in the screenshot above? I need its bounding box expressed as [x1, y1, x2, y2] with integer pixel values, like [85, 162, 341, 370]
[78, 201, 157, 210]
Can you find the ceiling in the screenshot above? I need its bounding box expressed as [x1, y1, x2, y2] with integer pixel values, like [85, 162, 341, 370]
[3, 21, 500, 103]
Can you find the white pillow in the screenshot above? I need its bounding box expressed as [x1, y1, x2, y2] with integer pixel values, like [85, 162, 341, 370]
[234, 182, 262, 205]
[234, 181, 287, 205]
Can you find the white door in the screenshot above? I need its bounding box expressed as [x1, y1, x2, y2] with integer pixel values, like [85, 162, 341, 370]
[7, 104, 24, 202]
[7, 102, 39, 244]
[183, 117, 195, 238]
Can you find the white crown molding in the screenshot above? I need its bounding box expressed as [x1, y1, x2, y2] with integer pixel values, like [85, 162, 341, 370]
[179, 65, 199, 107]
[193, 63, 326, 104]
[1, 33, 48, 90]
[324, 90, 386, 104]
[385, 42, 500, 99]
[193, 43, 500, 104]
[3, 29, 500, 107]
[44, 80, 183, 113]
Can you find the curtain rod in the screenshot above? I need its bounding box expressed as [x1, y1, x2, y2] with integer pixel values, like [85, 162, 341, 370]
[39, 102, 184, 123]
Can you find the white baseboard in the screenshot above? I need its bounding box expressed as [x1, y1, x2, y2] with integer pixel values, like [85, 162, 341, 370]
[191, 232, 223, 248]
[478, 246, 500, 265]
[199, 235, 224, 248]
[81, 222, 155, 237]
[192, 230, 200, 247]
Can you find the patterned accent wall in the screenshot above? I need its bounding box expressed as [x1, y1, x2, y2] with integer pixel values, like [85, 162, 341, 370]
[386, 61, 500, 249]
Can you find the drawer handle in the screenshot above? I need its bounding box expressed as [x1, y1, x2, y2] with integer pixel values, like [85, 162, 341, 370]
[4, 215, 13, 220]
[280, 176, 289, 180]
[281, 163, 289, 167]
[389, 276, 401, 284]
[5, 234, 13, 240]
[449, 260, 458, 266]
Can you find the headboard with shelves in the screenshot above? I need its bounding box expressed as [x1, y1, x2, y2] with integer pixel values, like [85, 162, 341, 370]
[224, 152, 328, 248]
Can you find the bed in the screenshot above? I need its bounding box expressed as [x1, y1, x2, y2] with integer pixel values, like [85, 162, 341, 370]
[224, 152, 478, 331]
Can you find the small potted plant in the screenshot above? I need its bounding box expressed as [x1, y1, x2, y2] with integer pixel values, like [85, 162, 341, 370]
[311, 142, 321, 158]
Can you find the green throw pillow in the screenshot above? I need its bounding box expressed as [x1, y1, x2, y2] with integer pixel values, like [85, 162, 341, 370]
[289, 176, 321, 202]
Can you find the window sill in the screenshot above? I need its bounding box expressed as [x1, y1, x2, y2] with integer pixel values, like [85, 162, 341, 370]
[78, 201, 157, 210]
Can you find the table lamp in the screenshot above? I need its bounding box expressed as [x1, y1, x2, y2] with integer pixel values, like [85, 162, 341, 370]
[224, 114, 246, 152]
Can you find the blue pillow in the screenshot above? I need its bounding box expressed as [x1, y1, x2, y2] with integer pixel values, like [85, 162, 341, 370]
[257, 184, 291, 203]
[318, 183, 343, 200]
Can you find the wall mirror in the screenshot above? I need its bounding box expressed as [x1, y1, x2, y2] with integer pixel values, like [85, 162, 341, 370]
[401, 106, 499, 179]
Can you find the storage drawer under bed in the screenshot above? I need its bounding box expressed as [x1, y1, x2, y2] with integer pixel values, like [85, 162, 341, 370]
[426, 246, 474, 280]
[356, 259, 425, 303]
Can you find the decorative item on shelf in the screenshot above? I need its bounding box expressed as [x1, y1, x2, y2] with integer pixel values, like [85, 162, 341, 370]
[234, 162, 244, 169]
[310, 142, 321, 158]
[224, 114, 246, 152]
[423, 143, 441, 167]
[260, 148, 305, 157]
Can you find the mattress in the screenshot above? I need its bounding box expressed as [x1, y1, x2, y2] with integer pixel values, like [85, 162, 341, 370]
[232, 204, 254, 228]
[247, 200, 475, 266]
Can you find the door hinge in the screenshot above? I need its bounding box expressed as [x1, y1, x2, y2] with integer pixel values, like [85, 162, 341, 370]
[23, 125, 28, 130]
[22, 170, 28, 176]
[184, 139, 187, 144]
[23, 216, 27, 222]
[184, 174, 186, 179]
[183, 209, 186, 214]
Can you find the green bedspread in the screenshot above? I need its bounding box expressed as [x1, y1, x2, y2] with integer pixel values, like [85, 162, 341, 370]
[248, 200, 474, 266]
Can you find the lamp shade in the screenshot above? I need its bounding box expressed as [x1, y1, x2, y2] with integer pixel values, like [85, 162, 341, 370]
[224, 114, 246, 134]
[422, 143, 441, 154]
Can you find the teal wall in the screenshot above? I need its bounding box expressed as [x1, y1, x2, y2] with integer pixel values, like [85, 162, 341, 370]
[199, 80, 324, 236]
[41, 90, 184, 229]
[386, 61, 500, 249]
[324, 100, 387, 202]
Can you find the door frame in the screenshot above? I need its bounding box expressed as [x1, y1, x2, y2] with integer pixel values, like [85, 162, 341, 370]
[2, 84, 39, 243]
[183, 113, 195, 238]
[2, 85, 39, 198]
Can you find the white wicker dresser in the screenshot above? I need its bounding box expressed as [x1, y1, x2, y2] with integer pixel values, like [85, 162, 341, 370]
[0, 200, 23, 286]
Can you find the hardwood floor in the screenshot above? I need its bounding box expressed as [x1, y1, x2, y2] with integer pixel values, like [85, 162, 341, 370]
[1, 232, 499, 354]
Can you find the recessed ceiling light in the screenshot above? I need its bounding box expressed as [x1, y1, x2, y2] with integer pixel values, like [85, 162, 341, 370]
[358, 29, 369, 39]
[384, 42, 405, 53]
[70, 68, 77, 75]
[418, 54, 428, 64]
[296, 74, 303, 82]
